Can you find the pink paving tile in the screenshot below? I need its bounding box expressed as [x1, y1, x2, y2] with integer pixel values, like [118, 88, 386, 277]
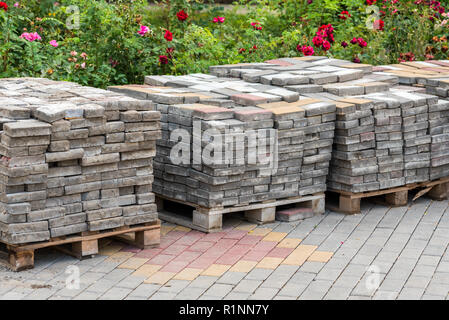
[158, 238, 176, 249]
[160, 260, 190, 273]
[201, 247, 226, 259]
[135, 248, 163, 259]
[252, 241, 278, 251]
[222, 229, 248, 240]
[237, 235, 263, 246]
[188, 257, 217, 269]
[243, 249, 269, 262]
[201, 232, 227, 242]
[146, 254, 176, 266]
[164, 231, 188, 241]
[174, 233, 203, 246]
[214, 239, 238, 249]
[187, 241, 215, 253]
[120, 245, 142, 253]
[215, 253, 243, 266]
[161, 244, 189, 256]
[266, 247, 294, 258]
[172, 251, 202, 264]
[225, 244, 252, 256]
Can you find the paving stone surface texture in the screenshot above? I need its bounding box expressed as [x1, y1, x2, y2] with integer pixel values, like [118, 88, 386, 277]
[0, 198, 448, 300]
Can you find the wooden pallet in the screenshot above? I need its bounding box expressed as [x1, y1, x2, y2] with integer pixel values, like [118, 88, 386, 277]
[156, 193, 325, 233]
[326, 177, 449, 214]
[0, 220, 161, 272]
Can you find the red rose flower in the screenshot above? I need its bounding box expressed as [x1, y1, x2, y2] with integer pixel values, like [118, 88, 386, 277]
[0, 2, 7, 11]
[302, 46, 314, 56]
[312, 36, 324, 47]
[341, 41, 348, 48]
[353, 57, 361, 63]
[296, 44, 303, 52]
[159, 55, 169, 65]
[339, 11, 351, 20]
[322, 40, 331, 51]
[357, 37, 367, 48]
[164, 30, 173, 41]
[176, 10, 188, 21]
[366, 0, 376, 5]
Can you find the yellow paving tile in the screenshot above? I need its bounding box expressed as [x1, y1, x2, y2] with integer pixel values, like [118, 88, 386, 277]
[256, 257, 284, 270]
[282, 245, 318, 266]
[248, 228, 272, 236]
[201, 264, 230, 277]
[98, 243, 124, 256]
[277, 238, 302, 248]
[173, 226, 191, 232]
[161, 225, 176, 236]
[173, 268, 203, 281]
[144, 271, 176, 285]
[105, 251, 135, 263]
[118, 257, 149, 270]
[132, 264, 161, 277]
[235, 223, 258, 231]
[307, 251, 333, 263]
[230, 260, 258, 273]
[263, 232, 287, 242]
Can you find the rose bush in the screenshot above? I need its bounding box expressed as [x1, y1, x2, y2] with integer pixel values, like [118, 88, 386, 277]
[0, 0, 447, 88]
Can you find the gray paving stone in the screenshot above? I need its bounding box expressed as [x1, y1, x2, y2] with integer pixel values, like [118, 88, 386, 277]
[203, 283, 233, 298]
[324, 286, 352, 300]
[224, 292, 251, 300]
[149, 292, 177, 300]
[372, 290, 398, 300]
[175, 287, 206, 300]
[233, 279, 262, 293]
[100, 287, 133, 300]
[115, 275, 146, 289]
[159, 280, 190, 294]
[188, 276, 218, 289]
[217, 271, 246, 285]
[73, 290, 103, 300]
[249, 287, 279, 300]
[128, 283, 161, 299]
[397, 287, 425, 300]
[299, 261, 325, 274]
[245, 268, 273, 281]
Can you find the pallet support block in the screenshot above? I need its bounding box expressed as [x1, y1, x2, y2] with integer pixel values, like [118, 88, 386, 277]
[385, 190, 408, 206]
[311, 197, 325, 215]
[9, 249, 34, 272]
[245, 207, 276, 224]
[71, 239, 99, 260]
[193, 210, 222, 232]
[428, 182, 449, 200]
[339, 195, 360, 214]
[135, 228, 161, 249]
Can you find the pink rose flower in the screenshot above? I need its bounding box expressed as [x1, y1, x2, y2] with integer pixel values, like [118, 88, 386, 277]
[49, 40, 58, 47]
[138, 25, 149, 36]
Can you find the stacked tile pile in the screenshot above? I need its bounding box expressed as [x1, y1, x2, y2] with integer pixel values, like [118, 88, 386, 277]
[0, 78, 160, 245]
[109, 76, 337, 210]
[108, 57, 449, 204]
[327, 98, 377, 193]
[376, 61, 449, 181]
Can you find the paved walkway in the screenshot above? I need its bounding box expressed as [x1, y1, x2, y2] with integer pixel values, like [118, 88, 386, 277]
[1, 198, 448, 300]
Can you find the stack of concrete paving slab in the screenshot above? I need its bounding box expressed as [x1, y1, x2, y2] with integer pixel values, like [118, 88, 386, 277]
[0, 78, 160, 244]
[107, 56, 449, 220]
[376, 61, 449, 181]
[109, 79, 336, 212]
